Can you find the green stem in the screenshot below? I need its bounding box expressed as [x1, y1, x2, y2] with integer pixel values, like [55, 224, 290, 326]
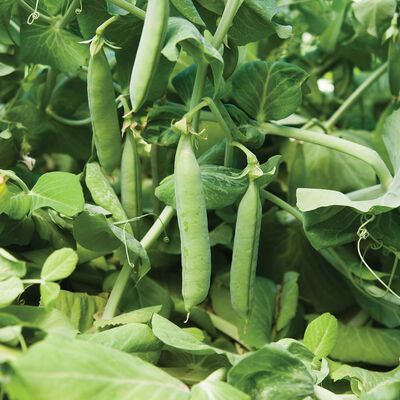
[102, 206, 175, 319]
[106, 0, 146, 20]
[232, 141, 258, 165]
[189, 62, 208, 131]
[150, 145, 163, 217]
[324, 62, 388, 130]
[96, 15, 120, 36]
[16, 0, 53, 23]
[212, 0, 244, 49]
[46, 107, 91, 126]
[40, 68, 57, 112]
[22, 279, 42, 284]
[261, 190, 303, 223]
[55, 0, 81, 29]
[260, 122, 393, 189]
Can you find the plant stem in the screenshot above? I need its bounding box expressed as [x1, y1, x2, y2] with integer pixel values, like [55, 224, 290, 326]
[260, 122, 393, 190]
[189, 62, 208, 131]
[16, 0, 53, 24]
[212, 0, 244, 49]
[106, 0, 146, 20]
[261, 190, 303, 223]
[46, 107, 91, 126]
[96, 15, 119, 36]
[102, 206, 175, 319]
[150, 145, 163, 217]
[55, 0, 81, 29]
[324, 62, 388, 130]
[40, 68, 57, 112]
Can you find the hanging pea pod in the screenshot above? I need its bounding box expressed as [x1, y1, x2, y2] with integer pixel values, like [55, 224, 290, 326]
[389, 27, 400, 100]
[129, 0, 169, 112]
[87, 41, 122, 173]
[174, 120, 211, 313]
[121, 130, 142, 239]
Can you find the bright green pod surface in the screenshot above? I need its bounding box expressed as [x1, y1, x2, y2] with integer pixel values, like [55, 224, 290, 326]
[174, 134, 211, 311]
[87, 49, 122, 174]
[230, 179, 262, 322]
[121, 132, 142, 238]
[129, 0, 169, 112]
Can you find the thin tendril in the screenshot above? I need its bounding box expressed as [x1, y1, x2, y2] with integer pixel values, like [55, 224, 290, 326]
[356, 214, 400, 300]
[122, 223, 135, 270]
[75, 0, 83, 14]
[27, 0, 40, 24]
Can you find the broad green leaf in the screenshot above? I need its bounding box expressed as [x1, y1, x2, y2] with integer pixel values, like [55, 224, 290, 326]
[360, 380, 400, 400]
[54, 290, 106, 332]
[40, 281, 60, 308]
[304, 313, 338, 359]
[7, 336, 190, 400]
[331, 324, 400, 366]
[171, 0, 205, 26]
[30, 172, 84, 217]
[0, 277, 23, 308]
[151, 314, 226, 356]
[0, 249, 26, 281]
[73, 212, 121, 253]
[162, 17, 223, 93]
[41, 248, 78, 281]
[276, 271, 299, 331]
[85, 162, 129, 225]
[381, 108, 400, 173]
[237, 277, 277, 348]
[297, 171, 400, 214]
[156, 165, 248, 210]
[20, 22, 89, 73]
[94, 305, 162, 328]
[191, 380, 250, 400]
[331, 363, 400, 394]
[2, 184, 31, 219]
[352, 0, 396, 38]
[232, 61, 309, 122]
[79, 323, 162, 354]
[227, 344, 314, 400]
[0, 62, 14, 76]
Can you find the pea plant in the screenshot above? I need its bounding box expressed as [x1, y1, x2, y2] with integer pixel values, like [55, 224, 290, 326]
[1, 0, 400, 398]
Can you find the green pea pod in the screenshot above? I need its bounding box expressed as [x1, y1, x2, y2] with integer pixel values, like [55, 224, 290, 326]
[121, 131, 142, 238]
[175, 134, 211, 312]
[129, 0, 169, 112]
[230, 178, 262, 323]
[389, 32, 400, 98]
[88, 49, 122, 173]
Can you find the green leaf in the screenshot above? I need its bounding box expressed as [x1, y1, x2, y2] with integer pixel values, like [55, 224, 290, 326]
[85, 163, 129, 224]
[171, 0, 205, 26]
[54, 290, 106, 332]
[352, 0, 396, 38]
[232, 61, 309, 122]
[191, 380, 250, 400]
[0, 62, 15, 77]
[79, 323, 162, 354]
[237, 277, 277, 348]
[94, 305, 162, 328]
[156, 165, 248, 210]
[0, 277, 24, 308]
[227, 344, 314, 400]
[2, 184, 31, 219]
[41, 248, 78, 282]
[0, 249, 26, 281]
[30, 172, 84, 217]
[40, 281, 60, 308]
[360, 380, 400, 400]
[304, 313, 338, 359]
[276, 272, 299, 331]
[297, 171, 400, 214]
[7, 336, 190, 400]
[151, 314, 226, 356]
[331, 324, 400, 366]
[20, 22, 89, 73]
[381, 108, 400, 174]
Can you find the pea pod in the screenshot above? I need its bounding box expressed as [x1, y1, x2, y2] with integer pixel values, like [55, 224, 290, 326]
[121, 131, 142, 238]
[174, 133, 211, 312]
[389, 30, 400, 99]
[129, 0, 169, 112]
[230, 178, 262, 323]
[87, 49, 122, 173]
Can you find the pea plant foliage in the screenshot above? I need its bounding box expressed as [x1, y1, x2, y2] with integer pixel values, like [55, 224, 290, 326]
[1, 0, 400, 399]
